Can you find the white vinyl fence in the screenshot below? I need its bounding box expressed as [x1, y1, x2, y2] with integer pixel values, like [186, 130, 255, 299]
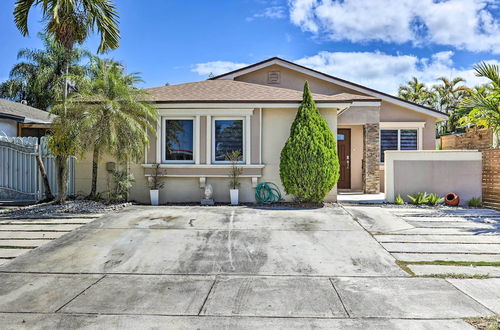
[0, 136, 75, 201]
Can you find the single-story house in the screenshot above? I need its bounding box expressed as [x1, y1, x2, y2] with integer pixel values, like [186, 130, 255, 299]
[78, 57, 448, 203]
[0, 99, 52, 137]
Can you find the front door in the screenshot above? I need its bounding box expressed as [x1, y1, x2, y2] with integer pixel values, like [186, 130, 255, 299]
[337, 128, 351, 189]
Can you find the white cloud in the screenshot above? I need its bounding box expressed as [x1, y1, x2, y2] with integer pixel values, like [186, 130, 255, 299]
[191, 61, 248, 76]
[246, 6, 286, 21]
[289, 0, 500, 53]
[295, 50, 499, 94]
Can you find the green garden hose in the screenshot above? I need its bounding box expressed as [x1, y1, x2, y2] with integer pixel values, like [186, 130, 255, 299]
[255, 182, 282, 204]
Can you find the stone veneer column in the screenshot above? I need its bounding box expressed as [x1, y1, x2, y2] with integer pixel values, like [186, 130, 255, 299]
[363, 123, 380, 194]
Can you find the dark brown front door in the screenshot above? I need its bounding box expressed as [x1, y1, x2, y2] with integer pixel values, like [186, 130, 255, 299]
[337, 128, 351, 189]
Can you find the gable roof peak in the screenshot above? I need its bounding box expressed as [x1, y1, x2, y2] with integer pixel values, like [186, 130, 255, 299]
[210, 57, 447, 119]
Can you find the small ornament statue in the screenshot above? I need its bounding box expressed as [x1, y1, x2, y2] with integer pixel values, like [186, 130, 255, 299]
[201, 184, 214, 205]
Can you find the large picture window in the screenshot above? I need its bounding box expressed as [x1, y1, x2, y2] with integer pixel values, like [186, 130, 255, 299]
[213, 119, 244, 162]
[164, 119, 194, 162]
[380, 129, 418, 162]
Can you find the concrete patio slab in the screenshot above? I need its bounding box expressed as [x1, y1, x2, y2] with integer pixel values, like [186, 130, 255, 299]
[0, 231, 64, 239]
[343, 206, 414, 233]
[201, 276, 346, 318]
[0, 214, 104, 219]
[62, 275, 214, 315]
[0, 273, 102, 312]
[0, 218, 94, 224]
[0, 248, 28, 258]
[1, 226, 404, 276]
[388, 208, 500, 218]
[382, 242, 500, 254]
[0, 313, 477, 330]
[332, 277, 492, 318]
[0, 239, 49, 247]
[393, 253, 500, 262]
[393, 227, 499, 235]
[409, 264, 500, 277]
[448, 278, 500, 313]
[405, 221, 497, 229]
[375, 234, 500, 244]
[0, 224, 80, 231]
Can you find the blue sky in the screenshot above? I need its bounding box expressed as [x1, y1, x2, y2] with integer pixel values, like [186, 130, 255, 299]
[1, 0, 499, 94]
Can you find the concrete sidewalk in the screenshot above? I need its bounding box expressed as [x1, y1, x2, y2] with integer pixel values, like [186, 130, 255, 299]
[0, 206, 496, 329]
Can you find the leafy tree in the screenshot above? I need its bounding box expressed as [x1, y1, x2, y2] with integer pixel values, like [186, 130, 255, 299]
[14, 0, 121, 203]
[279, 81, 339, 202]
[0, 34, 89, 110]
[398, 77, 435, 107]
[459, 62, 500, 145]
[66, 58, 158, 198]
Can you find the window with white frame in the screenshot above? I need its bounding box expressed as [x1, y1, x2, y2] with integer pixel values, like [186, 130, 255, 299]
[380, 128, 418, 162]
[212, 118, 244, 163]
[163, 118, 194, 163]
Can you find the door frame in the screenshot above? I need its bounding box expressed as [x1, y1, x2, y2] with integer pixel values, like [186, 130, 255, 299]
[337, 128, 351, 190]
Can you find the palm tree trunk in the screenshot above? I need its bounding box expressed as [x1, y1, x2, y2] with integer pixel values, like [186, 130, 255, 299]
[35, 154, 53, 201]
[88, 147, 100, 198]
[55, 60, 70, 204]
[55, 155, 68, 204]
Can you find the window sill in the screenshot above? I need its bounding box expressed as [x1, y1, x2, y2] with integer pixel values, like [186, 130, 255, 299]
[142, 164, 265, 169]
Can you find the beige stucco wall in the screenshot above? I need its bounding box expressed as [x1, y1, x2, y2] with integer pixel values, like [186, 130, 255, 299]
[76, 106, 337, 204]
[261, 107, 338, 202]
[380, 101, 437, 150]
[385, 151, 482, 205]
[236, 64, 361, 96]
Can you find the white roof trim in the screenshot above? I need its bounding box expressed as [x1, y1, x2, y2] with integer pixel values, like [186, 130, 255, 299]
[155, 102, 351, 109]
[216, 59, 447, 120]
[380, 121, 426, 129]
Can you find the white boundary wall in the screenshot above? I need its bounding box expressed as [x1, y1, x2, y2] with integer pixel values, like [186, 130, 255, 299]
[385, 150, 482, 205]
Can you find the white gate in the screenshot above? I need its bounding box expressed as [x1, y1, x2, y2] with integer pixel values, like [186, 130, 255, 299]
[0, 136, 75, 201]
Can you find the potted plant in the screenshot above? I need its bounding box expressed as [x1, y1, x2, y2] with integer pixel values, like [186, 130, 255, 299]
[226, 150, 243, 205]
[147, 163, 164, 206]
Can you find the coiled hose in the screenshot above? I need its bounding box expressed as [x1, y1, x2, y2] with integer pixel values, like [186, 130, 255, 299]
[255, 182, 282, 204]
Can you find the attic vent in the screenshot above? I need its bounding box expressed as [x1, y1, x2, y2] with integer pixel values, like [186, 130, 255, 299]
[267, 71, 281, 84]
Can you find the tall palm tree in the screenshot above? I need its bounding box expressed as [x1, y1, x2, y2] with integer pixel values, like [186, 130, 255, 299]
[398, 77, 437, 108]
[66, 58, 158, 198]
[14, 0, 120, 203]
[0, 34, 88, 110]
[432, 77, 470, 134]
[460, 62, 500, 145]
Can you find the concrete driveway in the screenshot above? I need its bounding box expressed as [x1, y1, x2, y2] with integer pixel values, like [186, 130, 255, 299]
[0, 206, 494, 329]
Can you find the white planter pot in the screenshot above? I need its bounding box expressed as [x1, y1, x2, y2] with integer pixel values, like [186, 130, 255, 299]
[150, 190, 159, 206]
[230, 189, 239, 205]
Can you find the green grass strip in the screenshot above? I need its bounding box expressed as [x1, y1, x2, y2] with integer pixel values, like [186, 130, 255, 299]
[0, 246, 33, 249]
[395, 260, 415, 276]
[398, 260, 500, 267]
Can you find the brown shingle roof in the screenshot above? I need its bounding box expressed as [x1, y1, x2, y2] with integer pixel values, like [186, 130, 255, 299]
[145, 80, 377, 103]
[0, 99, 52, 123]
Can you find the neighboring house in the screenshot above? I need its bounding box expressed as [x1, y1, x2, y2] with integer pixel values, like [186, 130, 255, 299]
[83, 57, 448, 203]
[0, 99, 52, 138]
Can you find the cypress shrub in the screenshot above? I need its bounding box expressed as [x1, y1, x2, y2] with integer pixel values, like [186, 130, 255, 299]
[279, 81, 340, 202]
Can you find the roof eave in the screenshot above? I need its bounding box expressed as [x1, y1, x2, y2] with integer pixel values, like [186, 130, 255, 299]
[211, 57, 448, 119]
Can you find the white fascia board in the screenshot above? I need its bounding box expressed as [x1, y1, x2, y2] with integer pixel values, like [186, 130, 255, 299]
[220, 59, 447, 120]
[351, 101, 381, 107]
[380, 122, 426, 129]
[155, 103, 349, 109]
[157, 108, 254, 116]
